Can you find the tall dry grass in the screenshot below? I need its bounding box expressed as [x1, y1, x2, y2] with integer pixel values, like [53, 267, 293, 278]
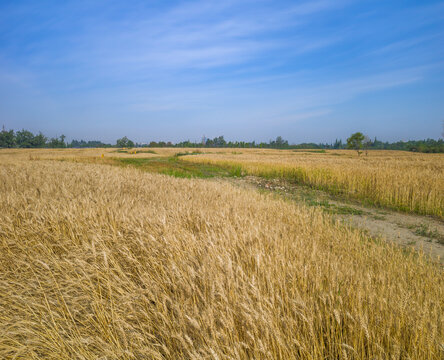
[181, 150, 444, 218]
[0, 157, 443, 359]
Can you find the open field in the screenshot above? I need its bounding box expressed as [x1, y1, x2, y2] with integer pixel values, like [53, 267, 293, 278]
[0, 149, 443, 359]
[6, 147, 443, 218]
[180, 149, 444, 218]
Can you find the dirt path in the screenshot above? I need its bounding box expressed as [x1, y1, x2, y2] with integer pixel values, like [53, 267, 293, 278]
[223, 176, 444, 264]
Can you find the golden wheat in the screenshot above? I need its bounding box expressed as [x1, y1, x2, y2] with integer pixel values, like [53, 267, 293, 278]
[0, 152, 443, 359]
[181, 149, 444, 218]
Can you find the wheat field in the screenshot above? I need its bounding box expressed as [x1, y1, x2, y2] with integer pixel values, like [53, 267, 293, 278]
[7, 147, 444, 218]
[0, 150, 443, 359]
[180, 149, 444, 218]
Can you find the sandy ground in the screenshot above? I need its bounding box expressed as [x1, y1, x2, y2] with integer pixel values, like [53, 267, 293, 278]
[225, 176, 444, 264]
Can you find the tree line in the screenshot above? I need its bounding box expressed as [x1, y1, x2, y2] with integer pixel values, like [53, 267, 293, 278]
[0, 127, 112, 149]
[1, 127, 443, 153]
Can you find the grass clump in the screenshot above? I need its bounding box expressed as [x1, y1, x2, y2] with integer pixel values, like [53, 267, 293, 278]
[414, 223, 444, 243]
[294, 149, 327, 154]
[174, 150, 203, 157]
[135, 149, 157, 154]
[114, 149, 156, 154]
[304, 199, 364, 215]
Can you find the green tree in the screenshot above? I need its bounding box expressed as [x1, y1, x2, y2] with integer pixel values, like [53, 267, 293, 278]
[16, 129, 35, 148]
[213, 136, 226, 147]
[32, 132, 47, 148]
[48, 135, 66, 148]
[275, 136, 285, 148]
[270, 136, 289, 149]
[0, 127, 15, 148]
[116, 136, 135, 148]
[347, 132, 365, 156]
[333, 139, 343, 149]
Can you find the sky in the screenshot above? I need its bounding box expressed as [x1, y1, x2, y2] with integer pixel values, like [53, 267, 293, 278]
[0, 0, 443, 144]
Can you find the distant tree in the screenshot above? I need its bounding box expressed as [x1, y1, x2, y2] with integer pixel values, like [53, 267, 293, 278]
[48, 135, 66, 148]
[48, 138, 57, 148]
[333, 139, 343, 149]
[270, 136, 289, 149]
[372, 137, 384, 149]
[0, 126, 15, 148]
[70, 139, 85, 148]
[214, 136, 226, 147]
[116, 136, 135, 148]
[69, 139, 111, 148]
[277, 136, 288, 148]
[16, 129, 35, 148]
[204, 138, 213, 147]
[347, 132, 365, 156]
[32, 132, 47, 147]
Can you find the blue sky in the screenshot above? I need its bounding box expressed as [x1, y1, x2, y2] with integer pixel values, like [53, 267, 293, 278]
[0, 0, 443, 143]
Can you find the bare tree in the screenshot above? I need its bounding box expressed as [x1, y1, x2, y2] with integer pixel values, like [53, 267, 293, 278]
[363, 135, 372, 156]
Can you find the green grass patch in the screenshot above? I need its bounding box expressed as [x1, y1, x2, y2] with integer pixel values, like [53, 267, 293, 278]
[113, 149, 157, 154]
[413, 224, 444, 243]
[135, 150, 157, 154]
[305, 199, 364, 215]
[293, 149, 326, 154]
[113, 156, 243, 179]
[372, 215, 386, 220]
[254, 179, 365, 216]
[174, 150, 204, 157]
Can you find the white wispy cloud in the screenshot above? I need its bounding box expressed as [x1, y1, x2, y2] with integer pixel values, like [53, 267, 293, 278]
[1, 0, 443, 142]
[42, 0, 348, 74]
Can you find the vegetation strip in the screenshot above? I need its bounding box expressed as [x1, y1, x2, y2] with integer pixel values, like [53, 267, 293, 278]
[67, 155, 244, 179]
